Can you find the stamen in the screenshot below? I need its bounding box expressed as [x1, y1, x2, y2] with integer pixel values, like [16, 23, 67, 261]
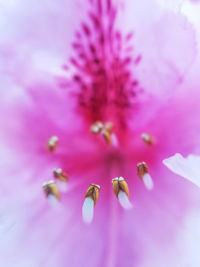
[43, 180, 60, 202]
[101, 129, 112, 145]
[104, 122, 113, 134]
[82, 184, 100, 224]
[53, 168, 68, 192]
[137, 162, 154, 190]
[112, 177, 132, 209]
[90, 121, 118, 146]
[53, 168, 68, 182]
[141, 133, 154, 146]
[137, 162, 149, 178]
[104, 122, 119, 147]
[47, 136, 58, 152]
[90, 121, 103, 134]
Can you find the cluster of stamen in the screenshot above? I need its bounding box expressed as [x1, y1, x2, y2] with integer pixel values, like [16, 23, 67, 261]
[82, 177, 132, 224]
[43, 123, 154, 223]
[42, 168, 68, 202]
[91, 121, 118, 146]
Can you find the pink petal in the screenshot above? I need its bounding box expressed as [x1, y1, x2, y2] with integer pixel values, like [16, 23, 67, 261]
[118, 0, 197, 128]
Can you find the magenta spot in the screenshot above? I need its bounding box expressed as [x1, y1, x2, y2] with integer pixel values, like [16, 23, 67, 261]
[82, 23, 91, 36]
[115, 31, 121, 40]
[89, 44, 96, 54]
[97, 0, 102, 14]
[70, 57, 77, 66]
[93, 58, 100, 65]
[126, 32, 133, 41]
[123, 57, 132, 65]
[135, 55, 142, 64]
[99, 34, 105, 45]
[75, 31, 82, 39]
[89, 12, 100, 29]
[79, 52, 87, 60]
[72, 42, 83, 50]
[62, 65, 69, 71]
[57, 77, 70, 89]
[132, 80, 139, 87]
[107, 0, 111, 12]
[73, 75, 81, 83]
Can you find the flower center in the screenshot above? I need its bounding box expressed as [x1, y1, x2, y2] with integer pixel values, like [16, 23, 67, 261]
[42, 0, 154, 224]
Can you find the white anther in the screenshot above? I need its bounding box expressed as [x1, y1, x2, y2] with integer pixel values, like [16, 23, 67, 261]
[47, 194, 60, 206]
[141, 133, 154, 145]
[118, 191, 132, 210]
[92, 125, 100, 133]
[48, 136, 58, 145]
[82, 197, 94, 224]
[54, 168, 62, 174]
[142, 173, 154, 190]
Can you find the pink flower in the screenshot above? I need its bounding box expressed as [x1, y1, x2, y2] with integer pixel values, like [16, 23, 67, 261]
[0, 0, 200, 266]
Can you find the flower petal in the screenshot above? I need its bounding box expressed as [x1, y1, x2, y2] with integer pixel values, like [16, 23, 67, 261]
[163, 153, 200, 187]
[118, 0, 197, 128]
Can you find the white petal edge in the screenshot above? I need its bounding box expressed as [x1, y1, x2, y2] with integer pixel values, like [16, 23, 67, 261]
[163, 153, 200, 187]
